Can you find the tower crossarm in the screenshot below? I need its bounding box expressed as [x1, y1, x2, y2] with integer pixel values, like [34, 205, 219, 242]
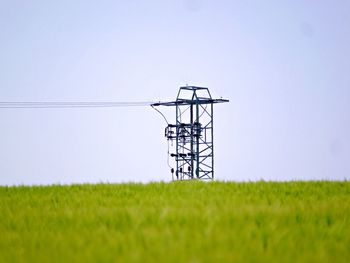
[151, 98, 229, 107]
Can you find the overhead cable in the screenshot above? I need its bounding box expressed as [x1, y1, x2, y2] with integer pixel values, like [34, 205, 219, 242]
[0, 101, 158, 108]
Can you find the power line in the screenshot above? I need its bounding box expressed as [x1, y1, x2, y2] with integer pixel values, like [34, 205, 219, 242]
[0, 101, 158, 108]
[151, 105, 169, 125]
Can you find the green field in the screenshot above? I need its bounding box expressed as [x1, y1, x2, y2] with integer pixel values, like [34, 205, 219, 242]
[0, 181, 349, 262]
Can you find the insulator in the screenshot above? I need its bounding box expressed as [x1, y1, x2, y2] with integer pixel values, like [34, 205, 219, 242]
[193, 122, 202, 137]
[165, 124, 176, 139]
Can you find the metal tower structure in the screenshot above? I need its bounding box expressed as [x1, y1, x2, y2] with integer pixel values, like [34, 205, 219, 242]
[152, 86, 228, 180]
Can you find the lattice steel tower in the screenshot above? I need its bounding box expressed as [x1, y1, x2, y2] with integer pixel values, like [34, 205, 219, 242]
[152, 86, 228, 180]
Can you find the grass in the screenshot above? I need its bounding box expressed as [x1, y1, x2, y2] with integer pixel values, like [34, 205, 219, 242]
[0, 181, 349, 262]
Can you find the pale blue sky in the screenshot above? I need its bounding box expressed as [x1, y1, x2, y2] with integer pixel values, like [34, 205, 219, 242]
[0, 0, 349, 185]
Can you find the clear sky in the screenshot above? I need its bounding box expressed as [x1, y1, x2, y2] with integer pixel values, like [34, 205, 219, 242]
[0, 0, 349, 185]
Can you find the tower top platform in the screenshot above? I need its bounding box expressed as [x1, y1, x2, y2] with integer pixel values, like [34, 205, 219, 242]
[151, 86, 229, 107]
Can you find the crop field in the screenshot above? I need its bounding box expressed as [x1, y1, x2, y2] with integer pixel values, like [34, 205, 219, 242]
[0, 181, 349, 262]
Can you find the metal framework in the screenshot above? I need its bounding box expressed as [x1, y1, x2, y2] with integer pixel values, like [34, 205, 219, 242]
[152, 86, 228, 180]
